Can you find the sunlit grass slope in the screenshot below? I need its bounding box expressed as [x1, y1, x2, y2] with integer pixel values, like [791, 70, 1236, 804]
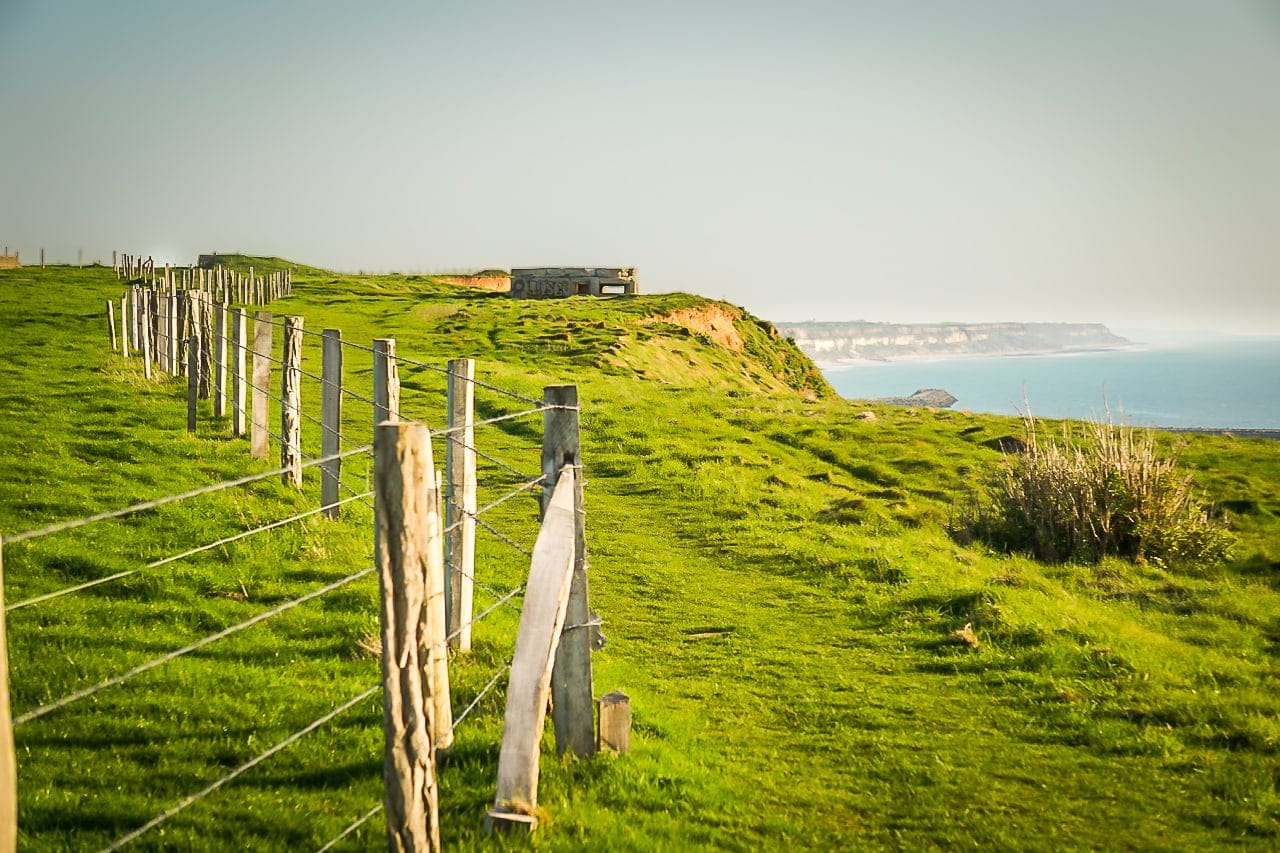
[1, 261, 1277, 849]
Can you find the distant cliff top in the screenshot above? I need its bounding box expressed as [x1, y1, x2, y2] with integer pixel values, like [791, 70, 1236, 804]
[774, 321, 1132, 363]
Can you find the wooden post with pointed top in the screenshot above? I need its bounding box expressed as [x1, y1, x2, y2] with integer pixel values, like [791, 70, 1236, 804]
[543, 385, 595, 758]
[445, 357, 477, 650]
[374, 422, 445, 853]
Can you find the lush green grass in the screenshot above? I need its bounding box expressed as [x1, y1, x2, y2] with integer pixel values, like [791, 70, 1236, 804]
[2, 263, 1278, 849]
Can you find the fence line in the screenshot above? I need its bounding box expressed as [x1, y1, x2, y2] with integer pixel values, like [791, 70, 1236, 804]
[3, 264, 616, 848]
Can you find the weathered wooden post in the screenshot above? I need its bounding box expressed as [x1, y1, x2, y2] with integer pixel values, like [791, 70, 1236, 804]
[166, 293, 179, 374]
[78, 248, 83, 268]
[231, 308, 247, 436]
[120, 295, 130, 359]
[281, 316, 303, 487]
[107, 300, 118, 351]
[187, 334, 199, 433]
[321, 329, 343, 517]
[597, 691, 631, 753]
[487, 467, 578, 832]
[543, 385, 595, 758]
[251, 312, 273, 459]
[39, 247, 44, 268]
[374, 423, 443, 853]
[1, 539, 17, 853]
[197, 293, 212, 400]
[140, 296, 152, 381]
[372, 339, 400, 426]
[213, 304, 228, 418]
[445, 358, 477, 650]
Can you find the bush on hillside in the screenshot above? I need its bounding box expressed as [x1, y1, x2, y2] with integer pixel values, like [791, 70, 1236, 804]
[955, 415, 1232, 569]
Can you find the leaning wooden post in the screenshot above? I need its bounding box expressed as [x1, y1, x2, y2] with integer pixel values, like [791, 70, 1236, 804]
[1, 539, 17, 853]
[374, 423, 442, 853]
[213, 303, 228, 418]
[543, 385, 595, 758]
[487, 467, 578, 832]
[231, 309, 247, 436]
[445, 358, 477, 650]
[281, 316, 304, 487]
[107, 300, 118, 351]
[321, 329, 344, 517]
[187, 334, 199, 433]
[251, 312, 273, 459]
[372, 339, 400, 426]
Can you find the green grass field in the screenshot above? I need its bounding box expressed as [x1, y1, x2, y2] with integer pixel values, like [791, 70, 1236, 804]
[2, 262, 1278, 849]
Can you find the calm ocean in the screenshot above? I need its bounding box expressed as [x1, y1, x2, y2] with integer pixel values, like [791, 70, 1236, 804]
[823, 337, 1280, 429]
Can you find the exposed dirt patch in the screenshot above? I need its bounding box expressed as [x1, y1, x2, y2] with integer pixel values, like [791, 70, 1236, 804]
[642, 305, 744, 351]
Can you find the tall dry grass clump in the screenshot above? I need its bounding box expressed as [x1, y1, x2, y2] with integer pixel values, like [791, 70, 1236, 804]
[959, 414, 1232, 568]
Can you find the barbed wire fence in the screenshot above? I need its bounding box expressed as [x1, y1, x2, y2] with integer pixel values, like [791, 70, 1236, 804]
[0, 268, 620, 851]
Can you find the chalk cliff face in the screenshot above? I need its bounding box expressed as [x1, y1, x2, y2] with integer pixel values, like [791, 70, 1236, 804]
[774, 321, 1131, 363]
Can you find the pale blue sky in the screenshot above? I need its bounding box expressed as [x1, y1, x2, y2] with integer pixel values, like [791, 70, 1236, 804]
[1, 1, 1277, 332]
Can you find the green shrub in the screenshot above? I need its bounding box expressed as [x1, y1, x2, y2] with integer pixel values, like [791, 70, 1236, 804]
[958, 415, 1233, 568]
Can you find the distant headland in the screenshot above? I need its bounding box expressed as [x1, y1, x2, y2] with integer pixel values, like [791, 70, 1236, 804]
[775, 321, 1132, 364]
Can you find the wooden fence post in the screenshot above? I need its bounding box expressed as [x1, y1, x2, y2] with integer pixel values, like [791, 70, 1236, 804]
[487, 467, 578, 831]
[373, 339, 400, 426]
[140, 296, 152, 381]
[166, 294, 178, 374]
[542, 385, 595, 758]
[107, 300, 118, 351]
[281, 316, 303, 487]
[597, 691, 631, 753]
[1, 539, 17, 853]
[251, 312, 273, 459]
[187, 334, 198, 433]
[445, 358, 477, 650]
[231, 309, 247, 437]
[120, 295, 130, 359]
[197, 294, 212, 400]
[374, 423, 443, 853]
[321, 329, 343, 517]
[213, 304, 227, 418]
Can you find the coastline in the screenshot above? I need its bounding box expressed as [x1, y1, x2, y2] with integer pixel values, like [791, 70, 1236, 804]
[813, 343, 1144, 370]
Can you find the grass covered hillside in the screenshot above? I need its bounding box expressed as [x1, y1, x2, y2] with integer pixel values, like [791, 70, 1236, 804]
[1, 261, 1278, 849]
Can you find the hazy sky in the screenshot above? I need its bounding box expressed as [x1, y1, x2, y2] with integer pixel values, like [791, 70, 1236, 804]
[1, 1, 1277, 332]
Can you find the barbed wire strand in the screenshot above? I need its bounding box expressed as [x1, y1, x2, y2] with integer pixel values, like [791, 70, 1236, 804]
[315, 804, 382, 853]
[397, 355, 542, 407]
[4, 493, 371, 613]
[442, 477, 542, 537]
[103, 685, 379, 852]
[14, 567, 374, 726]
[449, 582, 525, 643]
[473, 513, 533, 557]
[443, 437, 536, 483]
[3, 446, 373, 545]
[453, 662, 510, 731]
[429, 406, 554, 440]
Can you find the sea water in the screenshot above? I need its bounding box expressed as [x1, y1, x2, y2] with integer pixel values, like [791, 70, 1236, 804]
[823, 337, 1280, 429]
